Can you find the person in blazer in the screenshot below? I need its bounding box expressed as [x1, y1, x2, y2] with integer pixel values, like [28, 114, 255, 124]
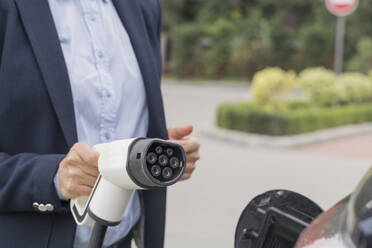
[0, 0, 200, 247]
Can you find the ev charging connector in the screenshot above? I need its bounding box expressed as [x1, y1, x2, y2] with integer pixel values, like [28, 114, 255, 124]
[70, 138, 186, 248]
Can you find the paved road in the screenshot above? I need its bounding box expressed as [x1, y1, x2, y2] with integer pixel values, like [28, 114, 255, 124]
[296, 133, 372, 162]
[161, 82, 371, 248]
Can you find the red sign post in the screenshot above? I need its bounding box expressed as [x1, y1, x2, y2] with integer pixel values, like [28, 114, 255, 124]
[325, 0, 359, 74]
[326, 0, 359, 17]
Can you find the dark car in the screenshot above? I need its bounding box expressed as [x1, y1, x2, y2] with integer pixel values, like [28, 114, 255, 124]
[235, 167, 372, 248]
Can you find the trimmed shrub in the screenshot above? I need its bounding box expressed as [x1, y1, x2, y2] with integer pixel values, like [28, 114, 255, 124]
[298, 68, 372, 106]
[298, 67, 337, 106]
[251, 67, 297, 111]
[217, 102, 372, 136]
[334, 73, 372, 104]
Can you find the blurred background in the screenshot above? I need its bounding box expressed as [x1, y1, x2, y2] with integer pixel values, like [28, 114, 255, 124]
[161, 0, 372, 78]
[158, 1, 372, 247]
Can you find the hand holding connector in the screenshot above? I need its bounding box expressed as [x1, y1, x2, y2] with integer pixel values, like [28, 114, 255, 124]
[168, 125, 200, 181]
[70, 138, 186, 228]
[58, 142, 100, 199]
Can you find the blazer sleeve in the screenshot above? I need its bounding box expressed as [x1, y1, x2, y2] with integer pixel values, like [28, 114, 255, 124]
[0, 152, 70, 213]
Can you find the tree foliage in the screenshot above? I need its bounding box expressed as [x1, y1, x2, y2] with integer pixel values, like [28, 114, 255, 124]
[161, 0, 372, 78]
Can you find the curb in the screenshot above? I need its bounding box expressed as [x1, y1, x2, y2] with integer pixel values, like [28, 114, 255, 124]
[200, 123, 372, 149]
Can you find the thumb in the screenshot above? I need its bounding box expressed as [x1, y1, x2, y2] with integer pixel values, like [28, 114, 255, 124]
[168, 125, 193, 140]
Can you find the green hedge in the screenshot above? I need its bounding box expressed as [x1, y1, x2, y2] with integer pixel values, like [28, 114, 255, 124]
[217, 102, 372, 136]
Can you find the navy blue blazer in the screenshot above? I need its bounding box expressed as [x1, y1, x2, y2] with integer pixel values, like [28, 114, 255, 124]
[0, 0, 168, 247]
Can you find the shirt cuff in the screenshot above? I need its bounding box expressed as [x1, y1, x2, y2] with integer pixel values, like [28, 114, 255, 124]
[53, 169, 69, 201]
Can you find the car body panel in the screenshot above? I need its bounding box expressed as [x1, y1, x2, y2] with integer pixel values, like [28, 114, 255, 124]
[296, 167, 372, 248]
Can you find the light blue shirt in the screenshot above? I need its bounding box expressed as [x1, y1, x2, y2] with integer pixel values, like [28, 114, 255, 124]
[49, 0, 149, 247]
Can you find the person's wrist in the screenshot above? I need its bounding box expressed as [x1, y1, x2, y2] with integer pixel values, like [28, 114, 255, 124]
[53, 168, 69, 201]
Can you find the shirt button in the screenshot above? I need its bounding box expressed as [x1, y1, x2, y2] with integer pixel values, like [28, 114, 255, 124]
[102, 90, 111, 98]
[88, 14, 96, 22]
[97, 51, 104, 59]
[104, 132, 111, 140]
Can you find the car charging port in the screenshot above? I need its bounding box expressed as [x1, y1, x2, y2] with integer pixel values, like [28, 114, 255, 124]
[235, 190, 323, 248]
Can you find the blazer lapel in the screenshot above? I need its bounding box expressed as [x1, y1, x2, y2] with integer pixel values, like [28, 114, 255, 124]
[113, 0, 168, 139]
[15, 0, 78, 147]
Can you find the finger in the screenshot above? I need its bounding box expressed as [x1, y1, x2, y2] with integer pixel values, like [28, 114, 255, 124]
[184, 162, 196, 174]
[168, 125, 193, 140]
[72, 185, 93, 198]
[77, 163, 100, 178]
[180, 173, 192, 181]
[65, 161, 98, 186]
[186, 151, 200, 163]
[77, 173, 98, 188]
[177, 138, 200, 153]
[73, 142, 99, 168]
[63, 151, 99, 178]
[61, 176, 93, 199]
[63, 152, 82, 167]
